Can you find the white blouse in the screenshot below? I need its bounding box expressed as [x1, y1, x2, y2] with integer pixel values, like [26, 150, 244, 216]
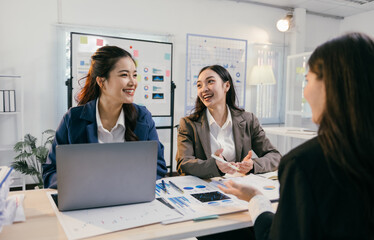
[96, 98, 125, 143]
[206, 106, 236, 162]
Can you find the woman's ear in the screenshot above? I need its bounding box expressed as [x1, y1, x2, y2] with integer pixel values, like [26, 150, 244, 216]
[224, 81, 230, 93]
[96, 76, 105, 89]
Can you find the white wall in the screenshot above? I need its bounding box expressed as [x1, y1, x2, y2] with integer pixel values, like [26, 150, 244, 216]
[340, 10, 374, 36]
[0, 0, 59, 137]
[305, 14, 341, 51]
[1, 0, 343, 175]
[1, 0, 342, 134]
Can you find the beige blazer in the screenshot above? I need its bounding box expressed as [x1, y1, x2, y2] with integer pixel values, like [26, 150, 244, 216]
[176, 108, 281, 178]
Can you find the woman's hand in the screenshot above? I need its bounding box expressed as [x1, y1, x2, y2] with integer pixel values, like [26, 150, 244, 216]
[218, 180, 262, 202]
[237, 150, 254, 174]
[214, 149, 237, 174]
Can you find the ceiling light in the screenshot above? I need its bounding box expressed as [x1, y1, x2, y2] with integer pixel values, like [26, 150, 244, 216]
[276, 13, 293, 32]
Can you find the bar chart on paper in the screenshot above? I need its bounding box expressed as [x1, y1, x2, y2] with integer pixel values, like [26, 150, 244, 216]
[210, 173, 280, 202]
[156, 176, 248, 224]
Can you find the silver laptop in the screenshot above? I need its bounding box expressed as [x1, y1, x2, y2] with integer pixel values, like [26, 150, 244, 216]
[55, 141, 157, 211]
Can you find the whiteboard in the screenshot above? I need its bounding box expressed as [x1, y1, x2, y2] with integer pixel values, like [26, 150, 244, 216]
[71, 33, 172, 116]
[185, 34, 247, 115]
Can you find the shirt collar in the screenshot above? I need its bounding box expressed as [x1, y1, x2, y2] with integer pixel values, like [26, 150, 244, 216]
[96, 98, 125, 130]
[206, 105, 232, 129]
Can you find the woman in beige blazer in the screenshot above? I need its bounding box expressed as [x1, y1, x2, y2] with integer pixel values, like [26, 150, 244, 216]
[176, 65, 281, 179]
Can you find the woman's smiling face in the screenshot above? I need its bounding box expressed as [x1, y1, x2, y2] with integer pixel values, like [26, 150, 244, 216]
[99, 57, 138, 104]
[197, 69, 230, 109]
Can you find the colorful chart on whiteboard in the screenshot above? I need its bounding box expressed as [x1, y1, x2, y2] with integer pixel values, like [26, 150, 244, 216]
[71, 33, 172, 116]
[185, 34, 247, 115]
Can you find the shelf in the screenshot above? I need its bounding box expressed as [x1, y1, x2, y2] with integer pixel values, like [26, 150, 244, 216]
[0, 74, 24, 190]
[0, 145, 14, 151]
[0, 75, 21, 78]
[0, 112, 21, 115]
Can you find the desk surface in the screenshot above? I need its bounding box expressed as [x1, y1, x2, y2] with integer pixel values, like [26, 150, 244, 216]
[263, 126, 317, 140]
[3, 189, 254, 240]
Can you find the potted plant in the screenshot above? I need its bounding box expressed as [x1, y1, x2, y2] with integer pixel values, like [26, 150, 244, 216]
[11, 129, 55, 188]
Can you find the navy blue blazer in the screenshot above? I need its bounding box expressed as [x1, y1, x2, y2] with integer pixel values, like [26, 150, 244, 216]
[42, 99, 167, 189]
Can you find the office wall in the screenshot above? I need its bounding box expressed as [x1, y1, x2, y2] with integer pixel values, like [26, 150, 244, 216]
[61, 0, 288, 122]
[0, 0, 59, 136]
[1, 0, 342, 135]
[305, 14, 341, 51]
[1, 0, 342, 175]
[340, 10, 374, 36]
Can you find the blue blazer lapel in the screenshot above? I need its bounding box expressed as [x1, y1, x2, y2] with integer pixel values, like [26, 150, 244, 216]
[86, 124, 98, 143]
[134, 121, 148, 140]
[80, 99, 99, 143]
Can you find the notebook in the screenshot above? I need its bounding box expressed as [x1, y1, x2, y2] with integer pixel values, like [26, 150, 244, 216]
[55, 141, 157, 211]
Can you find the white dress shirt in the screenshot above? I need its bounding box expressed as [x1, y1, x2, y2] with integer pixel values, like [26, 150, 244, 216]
[206, 106, 236, 162]
[248, 194, 274, 223]
[96, 98, 125, 143]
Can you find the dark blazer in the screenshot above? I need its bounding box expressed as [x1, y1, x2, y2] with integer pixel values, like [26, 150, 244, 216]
[254, 137, 372, 240]
[42, 99, 167, 189]
[176, 109, 281, 179]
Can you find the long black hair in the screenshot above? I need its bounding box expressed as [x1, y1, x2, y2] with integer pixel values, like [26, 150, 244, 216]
[77, 46, 138, 141]
[309, 32, 374, 227]
[189, 65, 243, 120]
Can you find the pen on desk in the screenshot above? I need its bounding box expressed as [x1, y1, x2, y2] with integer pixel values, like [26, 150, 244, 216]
[161, 179, 169, 193]
[156, 197, 184, 216]
[211, 154, 239, 171]
[193, 215, 219, 221]
[169, 181, 184, 194]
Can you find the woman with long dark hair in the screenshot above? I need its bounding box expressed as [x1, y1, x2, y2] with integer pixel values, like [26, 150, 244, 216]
[176, 65, 281, 179]
[220, 32, 374, 239]
[42, 46, 167, 189]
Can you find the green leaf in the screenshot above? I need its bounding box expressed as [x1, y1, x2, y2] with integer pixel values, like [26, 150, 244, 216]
[24, 134, 37, 149]
[13, 141, 28, 152]
[43, 129, 55, 135]
[11, 160, 39, 176]
[11, 160, 29, 172]
[14, 152, 33, 161]
[11, 130, 56, 181]
[33, 146, 49, 164]
[44, 139, 54, 148]
[25, 167, 40, 176]
[42, 130, 55, 147]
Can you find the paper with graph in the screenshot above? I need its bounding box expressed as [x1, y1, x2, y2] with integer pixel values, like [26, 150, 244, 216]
[210, 173, 280, 202]
[155, 175, 248, 224]
[47, 191, 181, 240]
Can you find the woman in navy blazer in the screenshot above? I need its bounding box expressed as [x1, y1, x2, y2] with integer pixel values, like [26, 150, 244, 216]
[42, 46, 167, 189]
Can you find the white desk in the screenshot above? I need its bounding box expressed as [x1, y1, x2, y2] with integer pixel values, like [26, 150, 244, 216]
[3, 189, 255, 240]
[263, 127, 317, 140]
[263, 127, 317, 155]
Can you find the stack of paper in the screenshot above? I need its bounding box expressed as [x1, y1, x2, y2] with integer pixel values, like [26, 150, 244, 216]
[155, 175, 248, 224]
[211, 173, 280, 202]
[48, 175, 252, 239]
